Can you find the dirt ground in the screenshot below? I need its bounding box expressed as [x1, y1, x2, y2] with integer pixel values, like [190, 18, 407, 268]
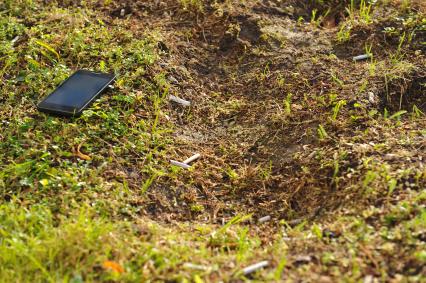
[58, 0, 425, 224]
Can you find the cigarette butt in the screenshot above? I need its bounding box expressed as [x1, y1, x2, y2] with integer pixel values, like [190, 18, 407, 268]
[183, 153, 201, 164]
[258, 215, 271, 224]
[169, 95, 191, 107]
[170, 160, 191, 169]
[120, 9, 125, 17]
[242, 261, 269, 275]
[353, 54, 371, 61]
[183, 263, 209, 271]
[11, 36, 20, 44]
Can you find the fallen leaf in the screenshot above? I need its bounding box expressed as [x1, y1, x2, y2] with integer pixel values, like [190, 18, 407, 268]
[39, 179, 49, 187]
[73, 143, 91, 161]
[102, 261, 124, 273]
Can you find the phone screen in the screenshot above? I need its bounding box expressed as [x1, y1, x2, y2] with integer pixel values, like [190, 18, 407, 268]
[41, 71, 113, 110]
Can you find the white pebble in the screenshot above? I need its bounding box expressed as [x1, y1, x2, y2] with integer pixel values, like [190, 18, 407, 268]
[368, 92, 376, 104]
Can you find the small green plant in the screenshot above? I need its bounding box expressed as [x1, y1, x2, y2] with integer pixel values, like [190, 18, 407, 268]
[310, 8, 330, 27]
[190, 204, 205, 212]
[225, 167, 239, 181]
[258, 161, 273, 181]
[337, 23, 352, 42]
[284, 93, 292, 116]
[258, 63, 271, 81]
[399, 0, 411, 10]
[331, 72, 344, 87]
[412, 105, 424, 118]
[363, 170, 377, 190]
[311, 9, 318, 24]
[389, 110, 407, 120]
[274, 257, 287, 280]
[346, 0, 356, 21]
[359, 0, 373, 24]
[364, 43, 373, 58]
[318, 124, 329, 140]
[387, 178, 397, 198]
[332, 100, 347, 121]
[312, 224, 323, 239]
[346, 0, 374, 24]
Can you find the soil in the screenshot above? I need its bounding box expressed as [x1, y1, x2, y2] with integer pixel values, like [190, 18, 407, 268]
[59, 0, 426, 223]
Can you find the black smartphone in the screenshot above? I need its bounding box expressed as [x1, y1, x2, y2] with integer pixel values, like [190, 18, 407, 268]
[37, 70, 116, 116]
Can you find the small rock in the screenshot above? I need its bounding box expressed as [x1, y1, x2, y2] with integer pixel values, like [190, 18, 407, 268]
[384, 154, 398, 161]
[292, 104, 303, 110]
[287, 218, 304, 226]
[368, 92, 377, 104]
[363, 275, 374, 283]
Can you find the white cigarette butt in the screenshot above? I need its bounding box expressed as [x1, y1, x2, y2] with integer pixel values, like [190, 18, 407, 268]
[183, 263, 209, 271]
[183, 153, 201, 164]
[258, 215, 271, 224]
[120, 9, 125, 17]
[11, 36, 20, 44]
[170, 160, 191, 169]
[353, 54, 371, 61]
[242, 261, 269, 275]
[169, 95, 191, 107]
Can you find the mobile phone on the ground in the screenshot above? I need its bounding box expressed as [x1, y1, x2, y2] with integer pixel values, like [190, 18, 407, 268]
[37, 70, 116, 117]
